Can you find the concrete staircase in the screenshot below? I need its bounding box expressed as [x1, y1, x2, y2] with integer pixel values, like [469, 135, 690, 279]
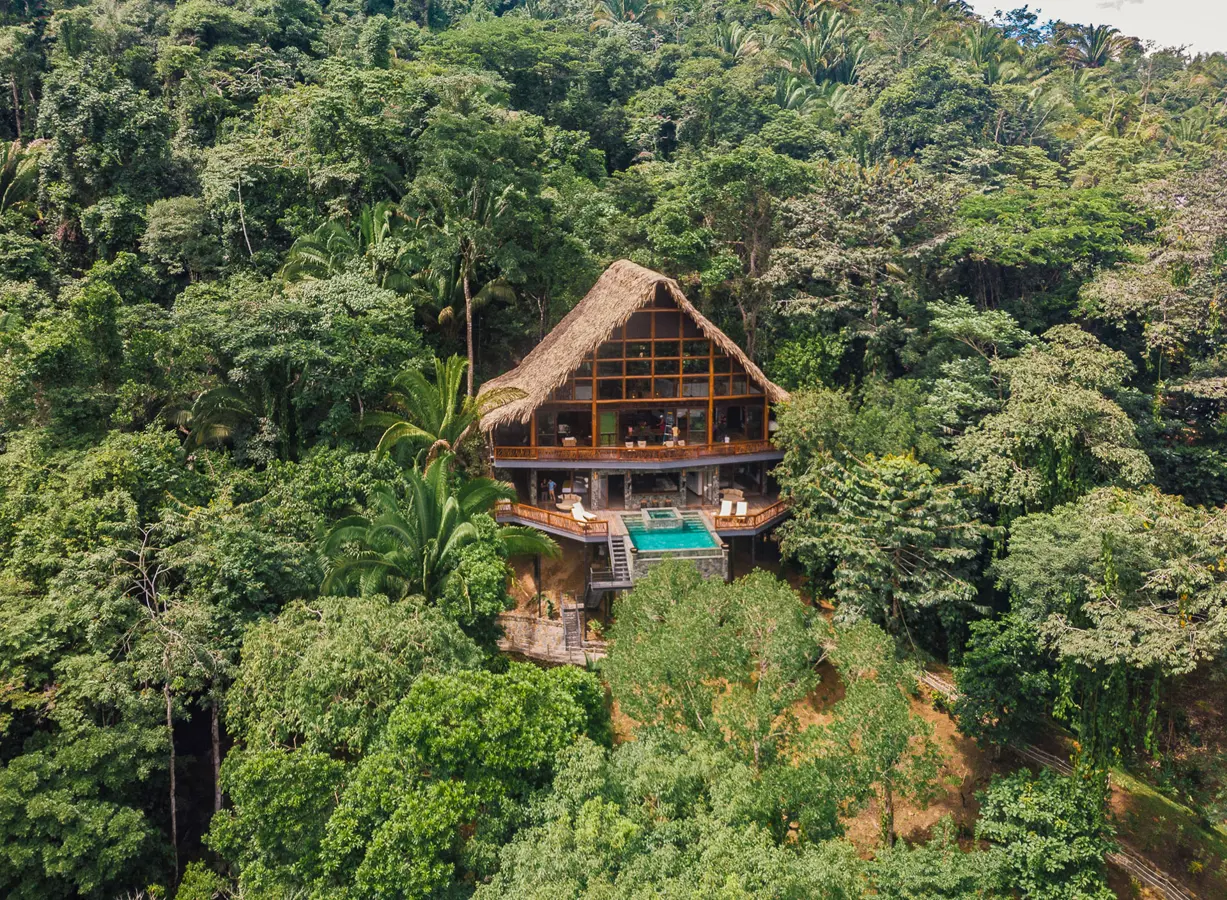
[608, 534, 631, 583]
[561, 602, 584, 652]
[590, 533, 633, 591]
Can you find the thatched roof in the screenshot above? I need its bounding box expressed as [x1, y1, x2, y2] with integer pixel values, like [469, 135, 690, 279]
[480, 260, 789, 430]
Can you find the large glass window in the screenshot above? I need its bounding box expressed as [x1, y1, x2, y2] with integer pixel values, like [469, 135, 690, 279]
[687, 407, 707, 443]
[713, 404, 765, 442]
[626, 378, 651, 400]
[536, 411, 557, 446]
[682, 377, 708, 398]
[655, 313, 680, 338]
[496, 419, 530, 446]
[625, 312, 652, 339]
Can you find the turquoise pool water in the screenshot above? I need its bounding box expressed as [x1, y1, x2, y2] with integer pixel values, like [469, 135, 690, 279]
[623, 513, 718, 552]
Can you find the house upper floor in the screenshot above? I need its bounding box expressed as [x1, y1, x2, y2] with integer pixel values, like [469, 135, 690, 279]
[481, 260, 789, 469]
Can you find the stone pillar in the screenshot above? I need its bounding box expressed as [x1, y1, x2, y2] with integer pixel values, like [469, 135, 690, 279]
[529, 468, 538, 505]
[677, 470, 688, 507]
[702, 465, 720, 505]
[590, 470, 603, 510]
[623, 470, 632, 509]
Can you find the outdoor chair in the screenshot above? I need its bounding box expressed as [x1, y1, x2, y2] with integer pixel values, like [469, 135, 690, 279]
[572, 501, 599, 522]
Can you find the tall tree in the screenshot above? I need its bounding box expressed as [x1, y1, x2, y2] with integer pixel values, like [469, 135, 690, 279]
[779, 452, 987, 633]
[604, 562, 823, 769]
[406, 105, 551, 395]
[956, 325, 1154, 515]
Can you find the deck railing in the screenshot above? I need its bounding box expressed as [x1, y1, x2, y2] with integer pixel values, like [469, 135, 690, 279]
[493, 439, 777, 463]
[493, 500, 609, 537]
[712, 498, 792, 531]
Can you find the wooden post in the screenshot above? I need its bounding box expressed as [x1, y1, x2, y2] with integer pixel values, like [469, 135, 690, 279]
[534, 554, 542, 615]
[591, 347, 599, 446]
[707, 339, 715, 445]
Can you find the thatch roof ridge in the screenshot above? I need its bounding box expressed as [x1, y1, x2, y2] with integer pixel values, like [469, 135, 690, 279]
[480, 260, 789, 430]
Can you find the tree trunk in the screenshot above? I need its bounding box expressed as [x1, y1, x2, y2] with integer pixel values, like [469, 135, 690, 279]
[463, 269, 474, 396]
[236, 178, 254, 258]
[881, 776, 896, 847]
[165, 684, 179, 882]
[212, 697, 222, 814]
[9, 76, 20, 140]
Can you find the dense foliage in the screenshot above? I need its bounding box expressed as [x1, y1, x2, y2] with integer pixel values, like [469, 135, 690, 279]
[3, 0, 1227, 895]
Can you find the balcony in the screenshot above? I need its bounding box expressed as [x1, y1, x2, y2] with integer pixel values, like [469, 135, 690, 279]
[493, 500, 609, 541]
[494, 496, 791, 541]
[493, 439, 779, 466]
[711, 497, 791, 534]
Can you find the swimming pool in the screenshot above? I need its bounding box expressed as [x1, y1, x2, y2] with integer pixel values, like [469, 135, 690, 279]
[622, 511, 718, 552]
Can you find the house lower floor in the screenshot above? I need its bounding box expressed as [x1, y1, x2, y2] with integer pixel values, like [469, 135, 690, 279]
[497, 525, 787, 664]
[501, 460, 778, 512]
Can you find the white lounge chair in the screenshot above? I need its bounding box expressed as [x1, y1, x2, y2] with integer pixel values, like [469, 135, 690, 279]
[735, 501, 748, 517]
[636, 440, 647, 448]
[719, 500, 733, 517]
[572, 501, 598, 522]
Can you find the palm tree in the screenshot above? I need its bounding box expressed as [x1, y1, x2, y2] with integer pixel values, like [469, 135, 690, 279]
[592, 0, 668, 29]
[713, 22, 762, 59]
[0, 141, 38, 217]
[782, 10, 865, 85]
[960, 22, 1022, 85]
[321, 455, 558, 600]
[873, 0, 948, 67]
[280, 201, 418, 291]
[1069, 24, 1125, 69]
[364, 355, 526, 465]
[407, 169, 519, 397]
[410, 259, 516, 349]
[175, 385, 258, 454]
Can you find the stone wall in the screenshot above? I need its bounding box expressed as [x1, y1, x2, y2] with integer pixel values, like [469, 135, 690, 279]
[496, 611, 606, 665]
[630, 547, 728, 581]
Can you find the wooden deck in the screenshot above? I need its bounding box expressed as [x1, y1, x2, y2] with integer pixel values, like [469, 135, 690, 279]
[494, 497, 790, 540]
[493, 439, 779, 464]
